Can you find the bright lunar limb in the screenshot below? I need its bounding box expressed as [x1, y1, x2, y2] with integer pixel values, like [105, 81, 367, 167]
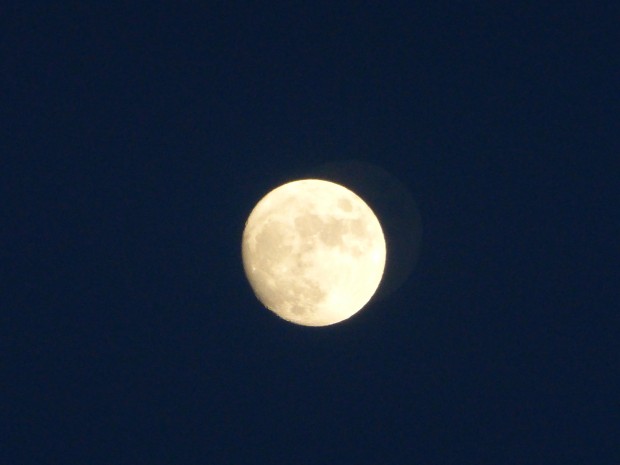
[242, 179, 386, 326]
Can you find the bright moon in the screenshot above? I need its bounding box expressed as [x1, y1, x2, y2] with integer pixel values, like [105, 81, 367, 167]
[242, 179, 386, 326]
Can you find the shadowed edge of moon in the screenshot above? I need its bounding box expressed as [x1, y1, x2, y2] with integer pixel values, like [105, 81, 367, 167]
[306, 160, 423, 302]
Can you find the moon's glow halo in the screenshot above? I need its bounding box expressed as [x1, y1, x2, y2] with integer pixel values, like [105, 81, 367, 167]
[242, 179, 386, 326]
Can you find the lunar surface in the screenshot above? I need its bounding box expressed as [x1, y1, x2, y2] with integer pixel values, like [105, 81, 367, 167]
[242, 179, 386, 326]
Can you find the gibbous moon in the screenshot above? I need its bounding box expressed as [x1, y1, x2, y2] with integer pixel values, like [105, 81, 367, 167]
[242, 179, 386, 326]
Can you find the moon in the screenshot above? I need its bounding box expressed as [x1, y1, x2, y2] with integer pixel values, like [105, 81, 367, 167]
[242, 179, 386, 326]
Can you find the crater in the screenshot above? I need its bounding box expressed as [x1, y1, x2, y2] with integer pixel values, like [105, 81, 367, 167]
[294, 214, 323, 236]
[319, 218, 347, 247]
[254, 221, 294, 266]
[338, 198, 352, 212]
[349, 218, 367, 236]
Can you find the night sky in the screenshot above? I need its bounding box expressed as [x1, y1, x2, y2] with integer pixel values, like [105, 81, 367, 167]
[3, 2, 617, 464]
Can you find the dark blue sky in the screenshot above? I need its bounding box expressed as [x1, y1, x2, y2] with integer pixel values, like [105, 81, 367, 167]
[3, 2, 617, 464]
